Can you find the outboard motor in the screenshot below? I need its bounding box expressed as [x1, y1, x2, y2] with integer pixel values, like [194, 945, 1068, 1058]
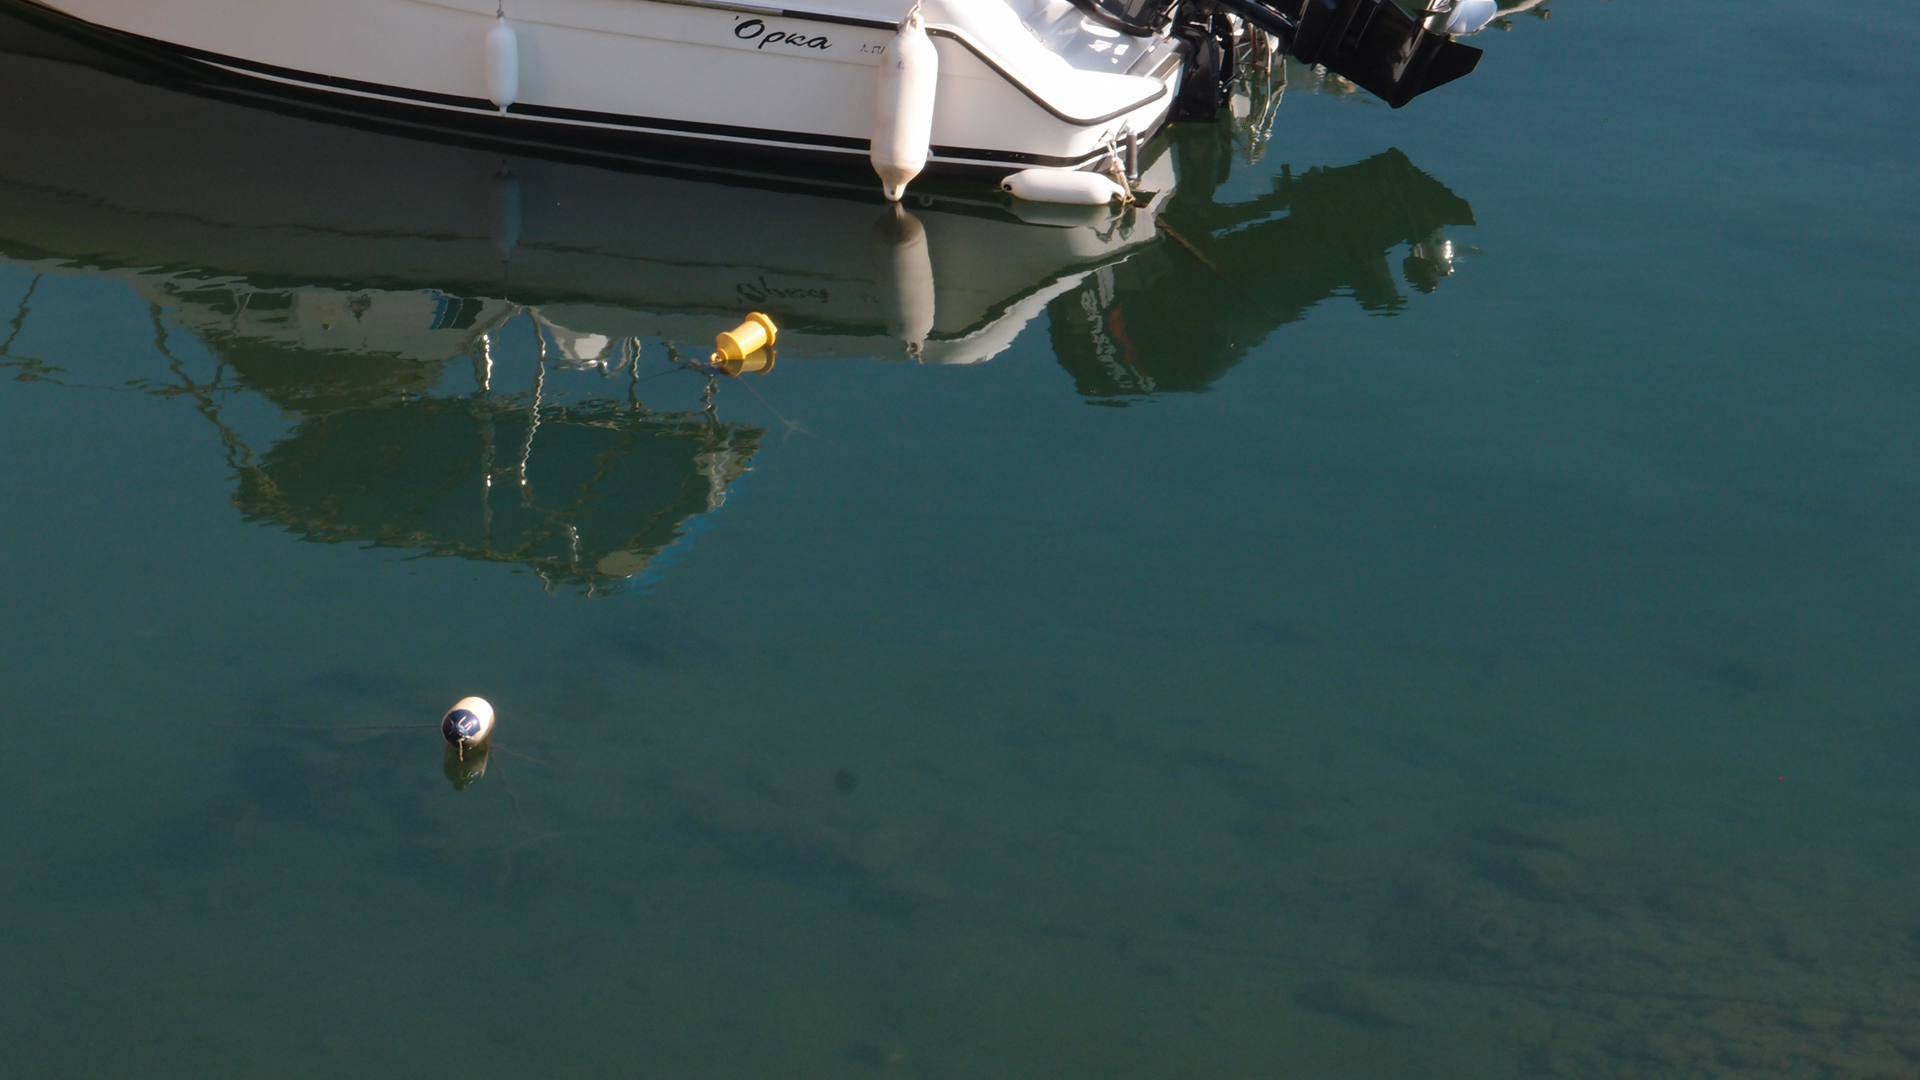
[1170, 9, 1239, 119]
[1073, 0, 1490, 111]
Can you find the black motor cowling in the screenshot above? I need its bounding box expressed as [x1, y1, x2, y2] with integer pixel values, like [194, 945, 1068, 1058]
[1170, 10, 1238, 120]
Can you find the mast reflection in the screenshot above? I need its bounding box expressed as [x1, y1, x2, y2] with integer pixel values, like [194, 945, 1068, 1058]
[234, 393, 757, 593]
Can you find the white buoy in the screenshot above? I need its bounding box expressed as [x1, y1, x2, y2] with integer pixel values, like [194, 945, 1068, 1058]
[870, 3, 938, 202]
[872, 204, 935, 353]
[442, 696, 496, 756]
[1000, 168, 1129, 206]
[485, 16, 519, 112]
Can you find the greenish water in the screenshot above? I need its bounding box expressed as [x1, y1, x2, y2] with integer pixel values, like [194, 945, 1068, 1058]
[2, 1, 1918, 1076]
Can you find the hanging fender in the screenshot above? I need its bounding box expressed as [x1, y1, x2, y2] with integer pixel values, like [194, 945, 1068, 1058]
[870, 4, 938, 202]
[485, 16, 519, 112]
[1000, 169, 1129, 206]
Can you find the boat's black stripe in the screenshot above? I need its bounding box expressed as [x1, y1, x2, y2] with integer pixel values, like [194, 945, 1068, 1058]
[208, 55, 1119, 168]
[509, 99, 871, 152]
[171, 40, 494, 111]
[780, 9, 897, 30]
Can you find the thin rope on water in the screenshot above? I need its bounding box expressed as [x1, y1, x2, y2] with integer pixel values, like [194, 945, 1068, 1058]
[213, 723, 432, 731]
[487, 749, 522, 812]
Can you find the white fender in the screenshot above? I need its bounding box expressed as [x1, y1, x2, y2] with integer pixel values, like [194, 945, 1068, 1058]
[872, 204, 935, 352]
[871, 4, 938, 202]
[442, 696, 496, 750]
[485, 17, 519, 112]
[1000, 169, 1128, 206]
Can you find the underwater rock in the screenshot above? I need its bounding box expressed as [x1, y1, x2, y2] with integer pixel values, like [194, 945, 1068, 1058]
[1294, 975, 1406, 1028]
[1474, 847, 1586, 904]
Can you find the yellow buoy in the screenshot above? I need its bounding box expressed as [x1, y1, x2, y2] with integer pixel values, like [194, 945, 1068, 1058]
[714, 312, 777, 361]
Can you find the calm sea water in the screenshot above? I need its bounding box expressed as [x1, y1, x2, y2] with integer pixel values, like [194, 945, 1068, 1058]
[2, 2, 1917, 1076]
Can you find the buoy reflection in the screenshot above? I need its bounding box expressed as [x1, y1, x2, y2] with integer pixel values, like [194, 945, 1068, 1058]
[712, 348, 775, 377]
[443, 742, 492, 790]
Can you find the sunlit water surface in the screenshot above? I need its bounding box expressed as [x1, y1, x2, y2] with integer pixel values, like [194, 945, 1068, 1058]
[1, 1, 1917, 1076]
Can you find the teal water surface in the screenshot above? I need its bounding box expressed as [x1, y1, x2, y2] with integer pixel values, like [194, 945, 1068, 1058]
[2, 1, 1919, 1076]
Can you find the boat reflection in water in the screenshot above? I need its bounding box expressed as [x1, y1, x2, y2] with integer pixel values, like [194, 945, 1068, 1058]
[234, 387, 759, 594]
[0, 11, 1477, 588]
[1049, 134, 1476, 401]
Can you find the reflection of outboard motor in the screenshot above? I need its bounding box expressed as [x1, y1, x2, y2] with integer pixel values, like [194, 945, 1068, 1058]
[1048, 143, 1475, 400]
[1075, 0, 1486, 112]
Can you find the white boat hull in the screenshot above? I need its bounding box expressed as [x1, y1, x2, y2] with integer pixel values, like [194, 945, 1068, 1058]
[24, 0, 1182, 172]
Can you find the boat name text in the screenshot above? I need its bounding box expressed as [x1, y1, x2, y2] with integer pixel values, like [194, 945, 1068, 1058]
[738, 276, 829, 304]
[733, 19, 833, 50]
